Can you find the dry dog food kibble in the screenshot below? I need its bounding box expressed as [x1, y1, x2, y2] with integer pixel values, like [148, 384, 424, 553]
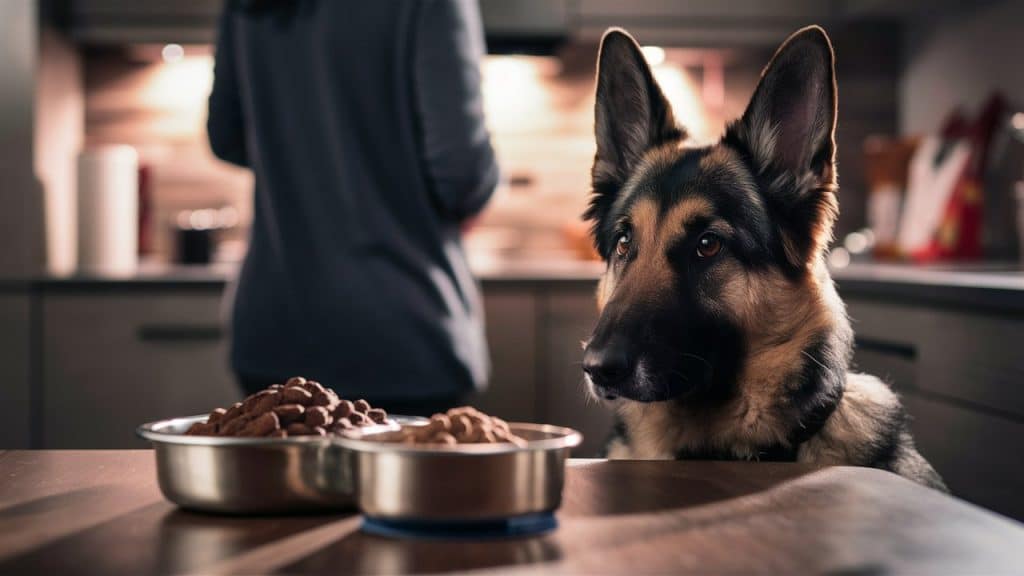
[388, 406, 527, 447]
[184, 376, 388, 438]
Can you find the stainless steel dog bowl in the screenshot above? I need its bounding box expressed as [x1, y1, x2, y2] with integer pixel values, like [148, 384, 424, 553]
[337, 423, 582, 521]
[137, 414, 421, 514]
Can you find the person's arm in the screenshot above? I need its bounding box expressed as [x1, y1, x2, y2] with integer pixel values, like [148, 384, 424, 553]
[207, 2, 248, 167]
[414, 0, 500, 221]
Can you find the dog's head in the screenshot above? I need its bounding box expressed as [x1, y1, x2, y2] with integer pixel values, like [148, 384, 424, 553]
[583, 26, 840, 404]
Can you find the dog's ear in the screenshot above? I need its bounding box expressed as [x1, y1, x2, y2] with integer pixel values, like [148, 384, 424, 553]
[585, 28, 684, 258]
[725, 26, 838, 269]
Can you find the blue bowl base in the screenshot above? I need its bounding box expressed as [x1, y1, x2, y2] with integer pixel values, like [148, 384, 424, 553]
[361, 512, 557, 540]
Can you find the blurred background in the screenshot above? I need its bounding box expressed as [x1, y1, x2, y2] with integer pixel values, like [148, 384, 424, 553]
[1, 0, 1023, 519]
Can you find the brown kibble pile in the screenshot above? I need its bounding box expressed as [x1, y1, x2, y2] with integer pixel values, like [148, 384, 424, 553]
[388, 406, 527, 447]
[184, 376, 388, 438]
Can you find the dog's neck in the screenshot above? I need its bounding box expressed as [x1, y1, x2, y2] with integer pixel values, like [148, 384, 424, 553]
[740, 262, 850, 428]
[617, 261, 852, 460]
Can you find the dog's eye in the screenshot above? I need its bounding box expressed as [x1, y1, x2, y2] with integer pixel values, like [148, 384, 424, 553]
[615, 231, 632, 258]
[696, 233, 722, 258]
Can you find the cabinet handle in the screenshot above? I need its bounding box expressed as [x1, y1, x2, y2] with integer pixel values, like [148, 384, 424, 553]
[137, 325, 224, 342]
[854, 336, 916, 359]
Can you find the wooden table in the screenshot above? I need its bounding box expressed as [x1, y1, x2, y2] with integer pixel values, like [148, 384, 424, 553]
[0, 451, 1021, 575]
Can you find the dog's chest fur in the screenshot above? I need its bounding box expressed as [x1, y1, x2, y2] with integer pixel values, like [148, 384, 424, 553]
[610, 372, 899, 465]
[607, 391, 790, 461]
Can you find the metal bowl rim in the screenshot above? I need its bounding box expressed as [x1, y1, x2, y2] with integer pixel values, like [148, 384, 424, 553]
[136, 414, 420, 447]
[335, 422, 583, 455]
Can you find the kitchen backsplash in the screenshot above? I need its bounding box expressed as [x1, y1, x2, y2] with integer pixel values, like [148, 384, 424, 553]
[81, 26, 893, 263]
[84, 46, 251, 261]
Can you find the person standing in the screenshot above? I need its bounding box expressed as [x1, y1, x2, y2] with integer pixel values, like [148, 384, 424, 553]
[207, 0, 499, 415]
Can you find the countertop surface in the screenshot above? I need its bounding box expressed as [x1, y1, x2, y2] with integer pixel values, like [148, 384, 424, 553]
[3, 259, 1024, 310]
[830, 261, 1024, 311]
[0, 451, 1021, 575]
[831, 261, 1024, 290]
[0, 259, 607, 288]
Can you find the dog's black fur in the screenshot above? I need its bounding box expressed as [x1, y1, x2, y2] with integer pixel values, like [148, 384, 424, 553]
[582, 26, 946, 490]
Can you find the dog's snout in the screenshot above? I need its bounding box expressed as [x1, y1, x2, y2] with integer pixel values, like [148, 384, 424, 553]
[583, 341, 633, 390]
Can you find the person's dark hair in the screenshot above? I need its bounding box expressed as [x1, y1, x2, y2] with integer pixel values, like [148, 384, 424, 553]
[235, 0, 292, 12]
[232, 0, 310, 22]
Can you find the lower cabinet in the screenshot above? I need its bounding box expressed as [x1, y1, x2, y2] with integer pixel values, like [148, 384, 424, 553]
[0, 290, 32, 448]
[33, 281, 612, 452]
[845, 295, 1024, 520]
[41, 288, 239, 448]
[538, 288, 614, 457]
[478, 280, 613, 457]
[475, 287, 538, 423]
[900, 391, 1024, 520]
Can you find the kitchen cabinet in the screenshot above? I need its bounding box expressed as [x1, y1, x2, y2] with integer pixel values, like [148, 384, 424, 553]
[477, 280, 613, 457]
[538, 288, 614, 457]
[40, 287, 239, 448]
[67, 0, 221, 44]
[844, 295, 1024, 520]
[578, 0, 832, 21]
[67, 0, 574, 49]
[849, 300, 1024, 416]
[24, 274, 614, 452]
[576, 0, 852, 46]
[63, 0, 940, 49]
[479, 0, 570, 37]
[0, 290, 32, 448]
[475, 287, 538, 423]
[900, 391, 1024, 521]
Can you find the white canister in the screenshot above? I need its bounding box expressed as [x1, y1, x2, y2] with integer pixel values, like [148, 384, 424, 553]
[77, 146, 139, 274]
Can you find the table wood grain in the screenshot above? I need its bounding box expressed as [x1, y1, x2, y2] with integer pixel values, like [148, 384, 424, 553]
[0, 451, 1021, 575]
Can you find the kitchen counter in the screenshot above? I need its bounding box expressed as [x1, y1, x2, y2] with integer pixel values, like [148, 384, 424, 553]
[832, 261, 1024, 312]
[5, 258, 1023, 293]
[0, 451, 1021, 575]
[0, 259, 605, 290]
[4, 259, 1024, 320]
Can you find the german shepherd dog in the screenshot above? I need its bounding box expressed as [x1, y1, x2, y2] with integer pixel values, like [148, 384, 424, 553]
[582, 26, 946, 490]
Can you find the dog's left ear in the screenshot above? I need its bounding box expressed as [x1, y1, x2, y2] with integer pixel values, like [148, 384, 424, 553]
[725, 25, 838, 269]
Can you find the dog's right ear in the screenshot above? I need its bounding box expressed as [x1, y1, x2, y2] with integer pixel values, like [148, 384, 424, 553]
[585, 28, 683, 258]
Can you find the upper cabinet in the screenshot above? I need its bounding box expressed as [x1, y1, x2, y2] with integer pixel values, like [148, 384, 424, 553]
[67, 0, 221, 44]
[64, 0, 577, 48]
[574, 0, 834, 46]
[574, 0, 973, 46]
[62, 0, 963, 49]
[479, 0, 572, 53]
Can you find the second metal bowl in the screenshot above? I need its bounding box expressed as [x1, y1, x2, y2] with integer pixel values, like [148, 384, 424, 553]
[337, 423, 583, 521]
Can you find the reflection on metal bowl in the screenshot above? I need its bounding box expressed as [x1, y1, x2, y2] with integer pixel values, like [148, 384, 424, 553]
[338, 423, 582, 522]
[137, 414, 423, 514]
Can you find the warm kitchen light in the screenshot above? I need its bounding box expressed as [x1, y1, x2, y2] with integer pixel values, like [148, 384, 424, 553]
[651, 66, 708, 141]
[482, 56, 553, 134]
[845, 231, 870, 254]
[828, 247, 851, 268]
[1013, 112, 1024, 131]
[141, 55, 213, 108]
[641, 46, 666, 66]
[161, 43, 185, 63]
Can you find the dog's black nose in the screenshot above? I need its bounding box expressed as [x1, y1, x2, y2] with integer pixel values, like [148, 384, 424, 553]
[583, 342, 632, 389]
